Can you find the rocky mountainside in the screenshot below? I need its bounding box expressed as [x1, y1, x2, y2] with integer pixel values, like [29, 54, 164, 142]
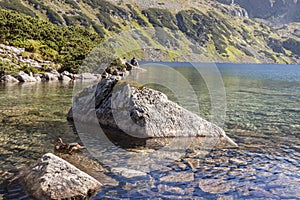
[0, 0, 299, 67]
[217, 0, 300, 23]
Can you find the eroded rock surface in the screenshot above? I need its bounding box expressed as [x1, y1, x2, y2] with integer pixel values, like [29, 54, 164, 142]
[20, 153, 101, 200]
[69, 77, 237, 147]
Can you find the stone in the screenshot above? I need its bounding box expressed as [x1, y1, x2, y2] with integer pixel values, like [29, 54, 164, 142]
[111, 167, 147, 178]
[198, 179, 233, 194]
[58, 75, 72, 82]
[61, 71, 70, 76]
[1, 75, 19, 83]
[229, 158, 247, 165]
[34, 74, 42, 82]
[68, 77, 237, 147]
[20, 153, 101, 200]
[160, 172, 194, 183]
[157, 184, 185, 195]
[44, 72, 58, 81]
[17, 71, 36, 82]
[45, 68, 59, 76]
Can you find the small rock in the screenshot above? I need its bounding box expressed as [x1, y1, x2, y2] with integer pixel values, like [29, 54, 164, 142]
[112, 69, 119, 76]
[44, 72, 58, 81]
[1, 75, 19, 83]
[111, 167, 147, 179]
[61, 71, 70, 76]
[34, 75, 41, 82]
[160, 171, 194, 183]
[59, 75, 72, 82]
[17, 71, 36, 82]
[229, 158, 247, 165]
[157, 184, 185, 195]
[45, 68, 59, 75]
[20, 153, 101, 200]
[198, 179, 233, 194]
[173, 161, 187, 170]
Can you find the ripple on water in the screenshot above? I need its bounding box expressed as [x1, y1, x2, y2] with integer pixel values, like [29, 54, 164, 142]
[1, 66, 300, 199]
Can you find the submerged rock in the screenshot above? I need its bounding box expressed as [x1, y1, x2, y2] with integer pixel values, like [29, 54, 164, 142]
[20, 153, 101, 200]
[68, 77, 237, 147]
[111, 167, 147, 178]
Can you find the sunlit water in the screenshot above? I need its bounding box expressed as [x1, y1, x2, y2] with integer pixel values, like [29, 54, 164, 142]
[0, 64, 300, 199]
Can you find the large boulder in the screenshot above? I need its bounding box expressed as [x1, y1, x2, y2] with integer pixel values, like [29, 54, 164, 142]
[20, 153, 101, 200]
[68, 78, 237, 147]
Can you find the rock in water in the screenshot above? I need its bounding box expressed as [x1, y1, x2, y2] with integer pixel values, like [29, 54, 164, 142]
[0, 75, 19, 83]
[20, 153, 101, 200]
[68, 78, 237, 147]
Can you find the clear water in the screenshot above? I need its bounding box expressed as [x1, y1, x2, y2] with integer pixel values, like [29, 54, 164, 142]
[1, 64, 300, 199]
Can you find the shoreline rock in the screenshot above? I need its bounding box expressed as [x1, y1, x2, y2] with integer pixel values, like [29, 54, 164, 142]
[20, 153, 102, 200]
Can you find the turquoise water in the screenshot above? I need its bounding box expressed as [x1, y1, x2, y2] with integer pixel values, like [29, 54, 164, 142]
[1, 64, 300, 199]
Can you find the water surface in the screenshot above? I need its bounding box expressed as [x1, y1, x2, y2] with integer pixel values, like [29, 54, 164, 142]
[1, 63, 300, 199]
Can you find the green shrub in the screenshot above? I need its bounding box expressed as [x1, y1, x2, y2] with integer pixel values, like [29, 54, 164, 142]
[22, 65, 38, 74]
[0, 60, 19, 76]
[0, 9, 101, 73]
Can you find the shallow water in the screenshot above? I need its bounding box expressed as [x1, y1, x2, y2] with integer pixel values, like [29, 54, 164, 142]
[1, 64, 300, 199]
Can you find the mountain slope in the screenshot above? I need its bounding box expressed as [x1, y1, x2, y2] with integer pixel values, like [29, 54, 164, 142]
[217, 0, 300, 23]
[0, 0, 299, 72]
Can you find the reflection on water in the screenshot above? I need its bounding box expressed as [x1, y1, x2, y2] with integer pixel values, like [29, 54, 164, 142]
[1, 64, 300, 199]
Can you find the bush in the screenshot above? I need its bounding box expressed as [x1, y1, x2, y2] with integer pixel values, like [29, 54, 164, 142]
[0, 9, 101, 73]
[22, 65, 38, 74]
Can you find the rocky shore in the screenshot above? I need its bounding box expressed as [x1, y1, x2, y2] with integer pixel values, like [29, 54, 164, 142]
[0, 43, 135, 84]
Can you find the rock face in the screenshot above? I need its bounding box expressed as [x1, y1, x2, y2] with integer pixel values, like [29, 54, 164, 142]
[217, 0, 300, 23]
[69, 78, 237, 147]
[20, 153, 101, 200]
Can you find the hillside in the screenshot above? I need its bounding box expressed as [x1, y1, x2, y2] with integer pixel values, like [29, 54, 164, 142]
[0, 0, 300, 74]
[217, 0, 300, 23]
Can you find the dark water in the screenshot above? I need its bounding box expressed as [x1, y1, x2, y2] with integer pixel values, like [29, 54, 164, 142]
[1, 64, 300, 199]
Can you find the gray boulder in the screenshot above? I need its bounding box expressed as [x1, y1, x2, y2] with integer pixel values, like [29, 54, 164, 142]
[20, 153, 101, 200]
[44, 72, 58, 81]
[58, 74, 72, 82]
[17, 71, 36, 82]
[1, 75, 19, 83]
[69, 78, 237, 147]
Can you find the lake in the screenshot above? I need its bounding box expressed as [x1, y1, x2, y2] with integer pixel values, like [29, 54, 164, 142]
[0, 63, 300, 199]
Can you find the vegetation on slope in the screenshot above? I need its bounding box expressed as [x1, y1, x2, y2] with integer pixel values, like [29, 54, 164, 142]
[0, 0, 299, 72]
[0, 9, 101, 73]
